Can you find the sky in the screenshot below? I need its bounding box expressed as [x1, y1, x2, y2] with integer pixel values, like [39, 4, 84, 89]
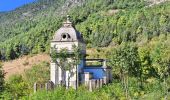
[0, 0, 36, 12]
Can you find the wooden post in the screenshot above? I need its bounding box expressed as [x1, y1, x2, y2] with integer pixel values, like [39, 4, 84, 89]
[34, 82, 37, 93]
[49, 81, 54, 90]
[40, 84, 43, 90]
[45, 83, 48, 91]
[96, 79, 99, 88]
[89, 80, 92, 92]
[109, 69, 113, 83]
[91, 79, 96, 90]
[99, 79, 103, 88]
[103, 77, 107, 85]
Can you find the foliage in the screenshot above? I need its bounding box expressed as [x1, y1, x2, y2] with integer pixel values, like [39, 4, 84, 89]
[51, 45, 83, 88]
[109, 42, 141, 99]
[110, 43, 140, 76]
[51, 48, 71, 71]
[0, 0, 150, 60]
[76, 1, 170, 47]
[1, 75, 29, 99]
[1, 61, 50, 99]
[26, 86, 110, 100]
[24, 61, 50, 87]
[24, 78, 169, 100]
[0, 0, 169, 60]
[0, 63, 5, 95]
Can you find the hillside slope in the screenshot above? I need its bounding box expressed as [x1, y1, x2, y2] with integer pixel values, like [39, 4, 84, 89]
[2, 54, 50, 79]
[0, 0, 169, 79]
[0, 0, 149, 60]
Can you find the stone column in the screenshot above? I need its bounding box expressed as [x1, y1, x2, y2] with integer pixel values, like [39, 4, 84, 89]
[50, 62, 58, 85]
[66, 71, 69, 89]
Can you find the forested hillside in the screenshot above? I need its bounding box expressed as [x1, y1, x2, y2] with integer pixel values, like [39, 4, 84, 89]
[0, 0, 170, 99]
[0, 0, 169, 60]
[0, 0, 150, 60]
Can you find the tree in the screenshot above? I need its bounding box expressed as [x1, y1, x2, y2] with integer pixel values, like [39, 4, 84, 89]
[138, 47, 152, 88]
[151, 42, 170, 99]
[71, 45, 83, 89]
[24, 61, 50, 86]
[4, 75, 29, 99]
[161, 52, 170, 100]
[110, 43, 130, 99]
[110, 42, 140, 99]
[0, 63, 5, 94]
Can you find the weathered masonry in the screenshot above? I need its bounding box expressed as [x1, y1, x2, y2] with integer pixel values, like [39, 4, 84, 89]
[50, 15, 112, 90]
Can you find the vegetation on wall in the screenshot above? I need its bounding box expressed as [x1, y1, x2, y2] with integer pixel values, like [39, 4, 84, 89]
[51, 45, 83, 88]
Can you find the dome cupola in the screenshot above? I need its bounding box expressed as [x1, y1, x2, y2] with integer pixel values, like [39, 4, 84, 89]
[52, 15, 83, 42]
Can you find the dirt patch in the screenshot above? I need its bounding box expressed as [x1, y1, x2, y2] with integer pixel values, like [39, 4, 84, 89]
[2, 53, 50, 80]
[108, 9, 119, 15]
[146, 0, 168, 7]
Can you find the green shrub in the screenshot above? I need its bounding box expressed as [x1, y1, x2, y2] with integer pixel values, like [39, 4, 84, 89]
[24, 61, 50, 88]
[2, 75, 29, 99]
[0, 63, 5, 97]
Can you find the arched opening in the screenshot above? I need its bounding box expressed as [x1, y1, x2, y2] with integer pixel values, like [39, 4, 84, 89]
[62, 34, 67, 39]
[61, 33, 71, 40]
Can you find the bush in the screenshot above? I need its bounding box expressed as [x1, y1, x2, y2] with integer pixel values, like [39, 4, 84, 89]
[2, 75, 29, 99]
[0, 63, 5, 96]
[24, 61, 50, 88]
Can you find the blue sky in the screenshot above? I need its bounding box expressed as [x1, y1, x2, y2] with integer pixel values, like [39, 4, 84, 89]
[0, 0, 36, 12]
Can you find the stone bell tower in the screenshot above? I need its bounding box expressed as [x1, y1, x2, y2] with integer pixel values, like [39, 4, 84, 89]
[50, 15, 86, 88]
